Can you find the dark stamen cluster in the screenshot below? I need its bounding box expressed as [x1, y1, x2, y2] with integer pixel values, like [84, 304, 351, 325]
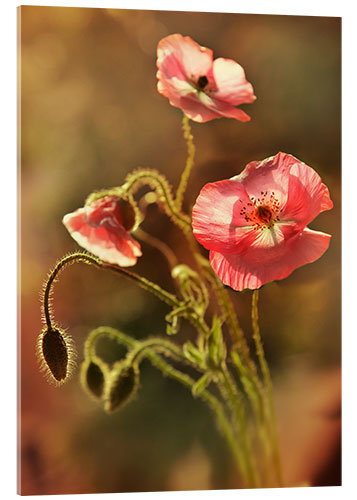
[239, 191, 281, 231]
[197, 75, 209, 90]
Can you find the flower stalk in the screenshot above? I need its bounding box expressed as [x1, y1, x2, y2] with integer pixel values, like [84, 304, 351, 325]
[251, 290, 283, 487]
[175, 113, 196, 210]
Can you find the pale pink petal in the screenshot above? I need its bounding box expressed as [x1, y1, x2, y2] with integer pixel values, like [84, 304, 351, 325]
[63, 199, 142, 267]
[196, 91, 251, 121]
[179, 94, 226, 122]
[208, 98, 251, 121]
[211, 58, 256, 105]
[156, 34, 255, 123]
[233, 153, 293, 202]
[157, 34, 213, 80]
[282, 159, 333, 225]
[209, 228, 331, 291]
[192, 179, 261, 253]
[178, 92, 251, 123]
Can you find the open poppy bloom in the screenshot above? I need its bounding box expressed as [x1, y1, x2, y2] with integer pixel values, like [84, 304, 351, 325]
[192, 153, 333, 291]
[156, 33, 256, 123]
[63, 196, 142, 267]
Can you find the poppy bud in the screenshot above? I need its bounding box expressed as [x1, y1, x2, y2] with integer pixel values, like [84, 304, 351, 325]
[104, 363, 139, 414]
[37, 326, 75, 385]
[80, 357, 107, 400]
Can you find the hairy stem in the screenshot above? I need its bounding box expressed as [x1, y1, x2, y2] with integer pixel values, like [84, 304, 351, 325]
[85, 326, 250, 487]
[123, 169, 191, 231]
[175, 114, 196, 210]
[217, 362, 260, 488]
[42, 252, 102, 329]
[42, 252, 184, 334]
[145, 351, 250, 487]
[251, 290, 283, 487]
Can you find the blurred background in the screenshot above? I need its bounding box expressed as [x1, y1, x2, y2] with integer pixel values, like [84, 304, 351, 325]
[19, 6, 341, 495]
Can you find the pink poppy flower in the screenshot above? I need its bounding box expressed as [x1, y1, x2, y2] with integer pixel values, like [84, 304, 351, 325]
[192, 153, 333, 291]
[156, 33, 256, 123]
[63, 196, 142, 267]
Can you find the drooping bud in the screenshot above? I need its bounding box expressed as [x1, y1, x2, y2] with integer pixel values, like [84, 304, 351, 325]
[80, 357, 108, 399]
[37, 326, 75, 385]
[104, 363, 139, 414]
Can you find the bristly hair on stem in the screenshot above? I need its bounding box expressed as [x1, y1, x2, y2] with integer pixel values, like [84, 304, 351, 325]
[175, 113, 196, 210]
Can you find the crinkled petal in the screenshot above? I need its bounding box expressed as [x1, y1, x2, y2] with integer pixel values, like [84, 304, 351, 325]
[196, 91, 251, 122]
[211, 57, 256, 105]
[63, 207, 142, 267]
[282, 158, 333, 226]
[209, 227, 331, 291]
[234, 152, 333, 223]
[156, 34, 255, 123]
[232, 152, 293, 201]
[157, 34, 213, 81]
[178, 94, 230, 122]
[192, 179, 262, 253]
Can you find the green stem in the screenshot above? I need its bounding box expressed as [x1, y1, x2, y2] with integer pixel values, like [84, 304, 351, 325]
[123, 169, 192, 232]
[42, 252, 187, 336]
[145, 351, 250, 488]
[84, 326, 137, 360]
[103, 261, 181, 308]
[251, 290, 283, 487]
[175, 114, 195, 210]
[85, 326, 250, 487]
[217, 362, 260, 488]
[126, 337, 187, 366]
[42, 252, 103, 329]
[198, 258, 256, 374]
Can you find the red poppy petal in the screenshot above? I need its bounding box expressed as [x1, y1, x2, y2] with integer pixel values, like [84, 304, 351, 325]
[282, 159, 333, 226]
[63, 199, 142, 267]
[192, 179, 261, 253]
[212, 58, 256, 105]
[209, 228, 331, 291]
[157, 34, 213, 80]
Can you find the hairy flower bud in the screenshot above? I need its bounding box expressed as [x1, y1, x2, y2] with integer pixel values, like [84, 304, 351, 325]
[104, 363, 139, 414]
[80, 357, 107, 399]
[37, 326, 75, 384]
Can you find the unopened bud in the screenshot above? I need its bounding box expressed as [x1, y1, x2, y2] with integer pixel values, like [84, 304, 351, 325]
[80, 357, 107, 399]
[104, 363, 139, 414]
[37, 326, 75, 384]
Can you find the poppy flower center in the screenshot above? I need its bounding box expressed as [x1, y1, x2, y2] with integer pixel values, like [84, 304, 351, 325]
[257, 205, 272, 223]
[239, 191, 281, 230]
[196, 75, 209, 91]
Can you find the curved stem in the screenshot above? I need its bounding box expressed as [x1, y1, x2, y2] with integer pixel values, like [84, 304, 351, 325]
[42, 252, 102, 329]
[84, 326, 249, 487]
[251, 290, 283, 487]
[175, 114, 195, 210]
[123, 169, 192, 231]
[84, 326, 138, 360]
[126, 337, 187, 366]
[42, 252, 184, 334]
[103, 262, 181, 308]
[144, 350, 250, 487]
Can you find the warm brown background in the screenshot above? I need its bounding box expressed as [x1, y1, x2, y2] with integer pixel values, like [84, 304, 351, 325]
[19, 6, 341, 495]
